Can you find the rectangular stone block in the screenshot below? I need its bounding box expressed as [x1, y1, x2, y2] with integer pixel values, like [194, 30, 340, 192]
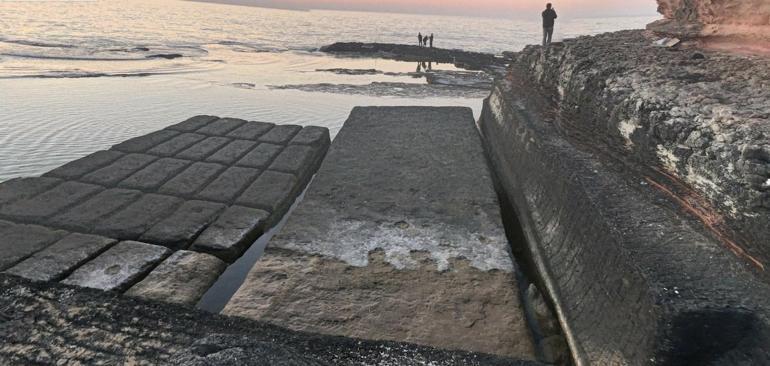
[195, 167, 262, 203]
[0, 222, 66, 270]
[147, 133, 207, 157]
[0, 177, 62, 206]
[158, 162, 225, 197]
[139, 200, 226, 249]
[205, 140, 257, 165]
[0, 181, 103, 223]
[92, 194, 182, 240]
[290, 126, 331, 149]
[195, 118, 246, 136]
[165, 115, 218, 132]
[62, 241, 170, 292]
[236, 170, 298, 217]
[227, 121, 275, 140]
[175, 136, 231, 161]
[118, 158, 191, 191]
[5, 233, 116, 282]
[112, 130, 179, 153]
[125, 250, 226, 306]
[190, 206, 269, 262]
[236, 143, 283, 169]
[48, 188, 142, 232]
[80, 153, 157, 187]
[258, 125, 302, 145]
[268, 145, 317, 178]
[44, 150, 125, 180]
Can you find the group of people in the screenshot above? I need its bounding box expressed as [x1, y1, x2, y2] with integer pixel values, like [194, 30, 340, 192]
[417, 33, 434, 48]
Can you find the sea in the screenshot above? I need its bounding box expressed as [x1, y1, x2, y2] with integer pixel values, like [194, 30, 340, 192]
[0, 0, 658, 181]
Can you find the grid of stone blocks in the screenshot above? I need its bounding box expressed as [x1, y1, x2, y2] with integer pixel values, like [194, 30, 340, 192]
[0, 116, 330, 305]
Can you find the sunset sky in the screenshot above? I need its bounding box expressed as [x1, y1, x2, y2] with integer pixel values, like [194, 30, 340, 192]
[199, 0, 659, 18]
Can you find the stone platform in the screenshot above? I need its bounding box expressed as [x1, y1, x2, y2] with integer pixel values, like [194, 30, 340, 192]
[0, 116, 330, 306]
[224, 107, 536, 359]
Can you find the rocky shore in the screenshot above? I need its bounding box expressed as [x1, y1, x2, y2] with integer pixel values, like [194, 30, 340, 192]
[319, 42, 506, 71]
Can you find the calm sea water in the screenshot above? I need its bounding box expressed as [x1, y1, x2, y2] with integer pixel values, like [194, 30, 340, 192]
[0, 0, 658, 181]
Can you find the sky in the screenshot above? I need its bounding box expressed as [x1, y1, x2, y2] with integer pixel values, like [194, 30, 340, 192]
[197, 0, 659, 18]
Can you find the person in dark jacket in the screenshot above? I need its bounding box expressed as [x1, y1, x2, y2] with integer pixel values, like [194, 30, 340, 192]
[418, 33, 423, 47]
[429, 33, 434, 48]
[542, 3, 557, 47]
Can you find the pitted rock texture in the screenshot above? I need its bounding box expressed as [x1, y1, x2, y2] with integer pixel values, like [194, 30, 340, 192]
[515, 30, 770, 274]
[649, 0, 770, 44]
[226, 107, 535, 359]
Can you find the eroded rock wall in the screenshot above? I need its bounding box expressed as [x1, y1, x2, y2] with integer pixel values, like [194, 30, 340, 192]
[650, 0, 770, 42]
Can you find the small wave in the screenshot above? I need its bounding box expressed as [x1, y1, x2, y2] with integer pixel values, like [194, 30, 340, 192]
[0, 37, 76, 49]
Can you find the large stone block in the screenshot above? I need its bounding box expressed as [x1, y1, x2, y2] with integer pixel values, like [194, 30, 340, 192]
[111, 129, 179, 153]
[80, 153, 157, 187]
[195, 167, 262, 204]
[0, 181, 103, 223]
[258, 125, 302, 145]
[5, 233, 116, 282]
[158, 162, 226, 197]
[126, 250, 226, 306]
[165, 115, 218, 132]
[227, 121, 275, 140]
[175, 136, 232, 161]
[190, 205, 269, 262]
[236, 170, 298, 216]
[139, 200, 226, 249]
[195, 118, 246, 136]
[205, 140, 257, 165]
[236, 143, 283, 169]
[48, 188, 142, 232]
[0, 177, 62, 206]
[147, 133, 207, 157]
[62, 241, 170, 291]
[92, 194, 182, 240]
[0, 222, 66, 270]
[290, 126, 331, 149]
[118, 158, 191, 191]
[44, 150, 125, 180]
[268, 145, 317, 178]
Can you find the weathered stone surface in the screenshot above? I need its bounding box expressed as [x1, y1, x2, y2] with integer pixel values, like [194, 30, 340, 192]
[5, 233, 116, 282]
[62, 241, 170, 291]
[166, 115, 219, 132]
[126, 250, 226, 306]
[268, 144, 320, 181]
[225, 107, 534, 359]
[258, 125, 302, 145]
[80, 153, 157, 186]
[196, 118, 247, 136]
[236, 143, 283, 169]
[227, 121, 275, 140]
[48, 188, 142, 232]
[158, 162, 226, 197]
[92, 194, 182, 240]
[0, 223, 66, 270]
[649, 0, 770, 44]
[206, 139, 257, 165]
[191, 206, 270, 262]
[176, 136, 232, 160]
[111, 129, 179, 153]
[139, 200, 226, 249]
[44, 150, 124, 180]
[118, 157, 191, 191]
[290, 126, 331, 148]
[147, 133, 207, 157]
[0, 181, 103, 222]
[0, 177, 61, 206]
[0, 275, 542, 366]
[195, 166, 262, 203]
[236, 170, 298, 217]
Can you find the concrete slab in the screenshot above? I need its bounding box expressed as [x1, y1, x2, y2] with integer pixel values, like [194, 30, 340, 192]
[44, 150, 125, 180]
[118, 158, 191, 191]
[236, 143, 283, 169]
[268, 145, 317, 178]
[227, 121, 275, 140]
[205, 139, 256, 165]
[191, 205, 269, 262]
[165, 115, 218, 132]
[0, 223, 66, 270]
[92, 194, 182, 240]
[125, 250, 226, 306]
[62, 241, 170, 291]
[158, 162, 225, 197]
[0, 177, 62, 206]
[0, 181, 103, 223]
[236, 170, 298, 217]
[175, 136, 231, 161]
[80, 153, 157, 187]
[48, 188, 142, 232]
[147, 133, 207, 157]
[195, 118, 246, 136]
[5, 233, 116, 282]
[139, 200, 226, 249]
[224, 107, 535, 359]
[258, 125, 301, 145]
[195, 167, 262, 203]
[290, 126, 331, 148]
[112, 130, 180, 153]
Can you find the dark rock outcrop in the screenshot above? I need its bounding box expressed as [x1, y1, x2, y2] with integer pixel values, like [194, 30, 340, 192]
[319, 42, 505, 70]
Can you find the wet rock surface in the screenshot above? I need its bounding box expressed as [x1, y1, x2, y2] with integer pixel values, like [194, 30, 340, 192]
[320, 42, 505, 70]
[0, 275, 543, 366]
[225, 107, 536, 359]
[268, 81, 490, 98]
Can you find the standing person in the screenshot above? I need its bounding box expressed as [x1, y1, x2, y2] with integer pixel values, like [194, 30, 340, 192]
[418, 33, 423, 47]
[429, 33, 434, 48]
[542, 3, 557, 47]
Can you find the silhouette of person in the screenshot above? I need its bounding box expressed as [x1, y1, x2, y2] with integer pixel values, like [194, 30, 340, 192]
[418, 33, 423, 47]
[542, 3, 557, 47]
[428, 61, 432, 71]
[417, 62, 422, 72]
[429, 33, 434, 48]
